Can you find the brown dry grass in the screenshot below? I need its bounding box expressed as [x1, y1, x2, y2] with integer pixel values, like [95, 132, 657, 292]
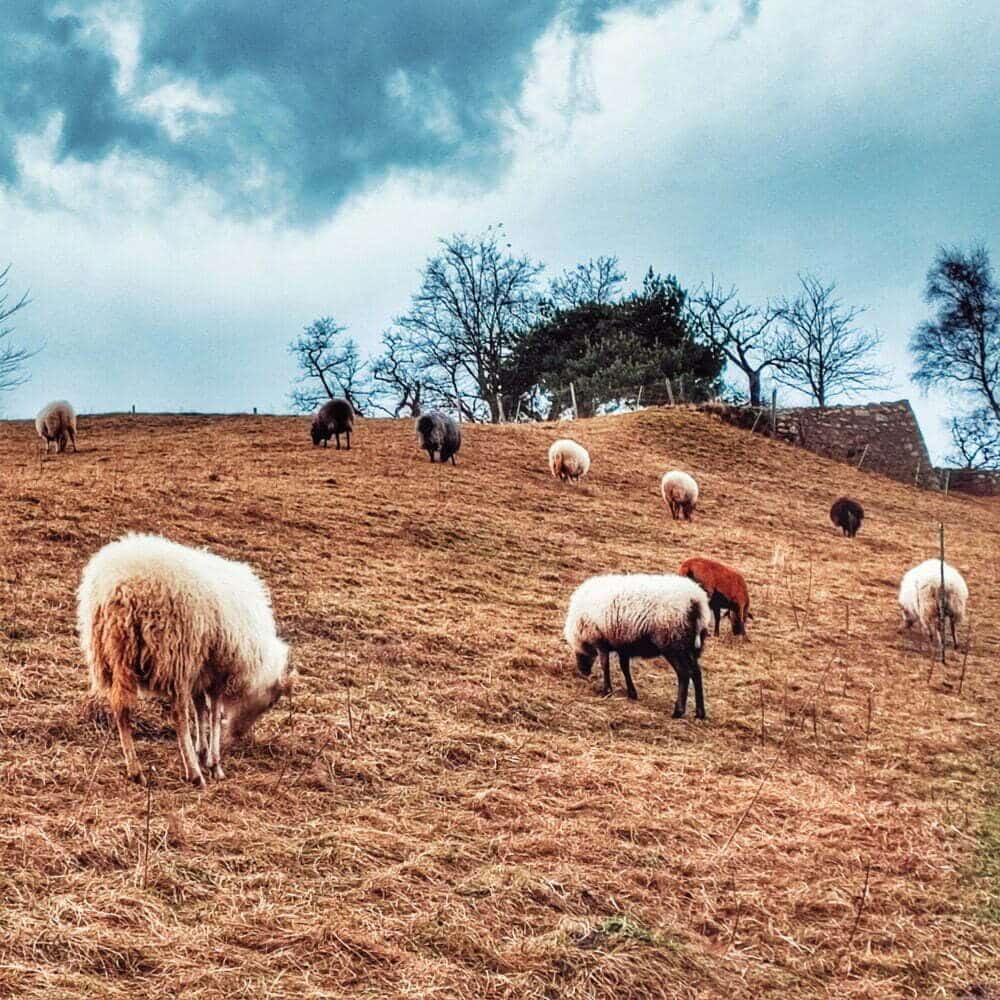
[0, 408, 998, 999]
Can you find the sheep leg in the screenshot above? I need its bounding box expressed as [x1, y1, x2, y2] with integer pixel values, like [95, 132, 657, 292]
[335, 432, 341, 450]
[209, 697, 226, 780]
[691, 659, 706, 720]
[667, 652, 689, 718]
[68, 427, 77, 452]
[346, 430, 351, 450]
[113, 707, 145, 785]
[195, 694, 211, 768]
[451, 454, 457, 466]
[173, 696, 206, 788]
[599, 649, 612, 696]
[618, 652, 638, 700]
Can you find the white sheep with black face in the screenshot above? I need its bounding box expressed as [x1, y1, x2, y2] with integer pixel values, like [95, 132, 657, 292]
[898, 558, 968, 651]
[78, 533, 294, 788]
[548, 439, 591, 482]
[564, 573, 712, 718]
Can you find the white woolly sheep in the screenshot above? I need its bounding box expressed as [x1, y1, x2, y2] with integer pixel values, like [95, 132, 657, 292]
[661, 470, 698, 520]
[78, 533, 294, 788]
[548, 439, 590, 482]
[898, 558, 968, 650]
[564, 573, 712, 718]
[35, 400, 77, 453]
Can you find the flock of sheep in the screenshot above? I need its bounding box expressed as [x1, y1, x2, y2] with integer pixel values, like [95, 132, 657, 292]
[32, 397, 970, 787]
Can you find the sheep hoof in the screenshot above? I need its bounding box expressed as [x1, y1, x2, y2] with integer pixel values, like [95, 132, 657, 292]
[600, 686, 612, 698]
[696, 710, 707, 721]
[627, 690, 638, 701]
[211, 765, 226, 780]
[128, 769, 147, 786]
[671, 706, 684, 718]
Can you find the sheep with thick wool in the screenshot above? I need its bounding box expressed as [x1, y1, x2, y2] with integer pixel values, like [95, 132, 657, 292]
[311, 398, 354, 449]
[416, 411, 461, 464]
[661, 470, 699, 520]
[830, 497, 864, 537]
[36, 400, 77, 453]
[78, 534, 294, 788]
[564, 574, 712, 718]
[548, 439, 590, 482]
[679, 557, 752, 638]
[898, 558, 968, 650]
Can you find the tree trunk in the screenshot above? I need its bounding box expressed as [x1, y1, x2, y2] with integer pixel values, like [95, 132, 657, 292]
[748, 369, 762, 407]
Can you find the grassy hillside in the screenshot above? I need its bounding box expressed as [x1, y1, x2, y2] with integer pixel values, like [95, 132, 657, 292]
[1, 409, 997, 999]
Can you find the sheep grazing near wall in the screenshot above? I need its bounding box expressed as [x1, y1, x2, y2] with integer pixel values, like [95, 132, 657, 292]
[416, 411, 461, 464]
[678, 556, 752, 638]
[898, 558, 968, 651]
[661, 470, 699, 520]
[311, 398, 354, 449]
[564, 573, 712, 718]
[548, 439, 590, 483]
[78, 533, 294, 788]
[830, 497, 864, 537]
[35, 400, 77, 453]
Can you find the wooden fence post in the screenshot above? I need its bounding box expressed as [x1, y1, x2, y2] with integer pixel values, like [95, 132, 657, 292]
[569, 383, 578, 420]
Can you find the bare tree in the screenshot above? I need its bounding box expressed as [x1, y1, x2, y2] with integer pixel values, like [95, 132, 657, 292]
[549, 255, 625, 309]
[771, 274, 886, 407]
[910, 244, 999, 467]
[0, 264, 35, 394]
[688, 280, 780, 406]
[289, 317, 370, 414]
[369, 330, 434, 417]
[395, 226, 543, 423]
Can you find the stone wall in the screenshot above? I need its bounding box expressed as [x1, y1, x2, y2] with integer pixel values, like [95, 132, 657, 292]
[700, 400, 940, 489]
[935, 468, 1000, 496]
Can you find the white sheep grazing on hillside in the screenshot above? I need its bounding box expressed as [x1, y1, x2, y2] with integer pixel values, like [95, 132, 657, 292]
[661, 470, 699, 520]
[35, 400, 77, 453]
[564, 573, 712, 718]
[898, 558, 968, 650]
[548, 439, 591, 482]
[78, 533, 294, 788]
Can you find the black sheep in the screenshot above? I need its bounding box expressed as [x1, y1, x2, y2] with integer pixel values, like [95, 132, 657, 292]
[830, 496, 864, 537]
[416, 411, 461, 465]
[311, 398, 354, 450]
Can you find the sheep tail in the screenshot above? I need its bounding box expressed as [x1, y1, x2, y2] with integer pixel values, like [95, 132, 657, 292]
[89, 597, 145, 716]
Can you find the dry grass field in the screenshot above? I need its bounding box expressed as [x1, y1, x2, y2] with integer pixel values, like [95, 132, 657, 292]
[1, 408, 998, 999]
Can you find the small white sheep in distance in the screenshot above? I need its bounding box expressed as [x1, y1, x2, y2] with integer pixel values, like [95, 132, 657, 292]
[898, 558, 968, 650]
[35, 400, 77, 453]
[548, 439, 590, 482]
[661, 470, 699, 520]
[78, 533, 294, 788]
[564, 573, 712, 718]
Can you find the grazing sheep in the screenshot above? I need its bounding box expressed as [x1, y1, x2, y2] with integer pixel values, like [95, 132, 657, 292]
[830, 497, 864, 537]
[35, 400, 77, 453]
[564, 574, 712, 718]
[548, 439, 590, 482]
[416, 411, 461, 465]
[78, 534, 293, 788]
[898, 558, 968, 650]
[661, 470, 699, 520]
[679, 556, 752, 638]
[311, 398, 354, 449]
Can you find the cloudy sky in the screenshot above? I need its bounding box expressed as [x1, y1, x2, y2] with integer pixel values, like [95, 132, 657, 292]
[3, 0, 998, 459]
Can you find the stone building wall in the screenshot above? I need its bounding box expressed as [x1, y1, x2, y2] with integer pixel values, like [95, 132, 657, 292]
[700, 400, 941, 489]
[935, 468, 1000, 496]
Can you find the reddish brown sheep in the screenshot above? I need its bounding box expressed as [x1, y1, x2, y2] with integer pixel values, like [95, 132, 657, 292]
[678, 556, 752, 638]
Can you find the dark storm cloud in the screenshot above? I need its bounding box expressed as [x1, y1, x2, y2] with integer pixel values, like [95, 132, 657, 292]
[5, 5, 162, 181]
[4, 0, 668, 220]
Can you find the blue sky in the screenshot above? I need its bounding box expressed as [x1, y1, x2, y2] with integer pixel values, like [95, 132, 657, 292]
[3, 0, 998, 460]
